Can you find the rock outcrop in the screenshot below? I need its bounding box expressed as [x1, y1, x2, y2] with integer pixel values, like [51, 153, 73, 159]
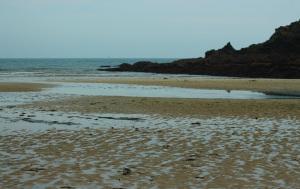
[99, 20, 300, 78]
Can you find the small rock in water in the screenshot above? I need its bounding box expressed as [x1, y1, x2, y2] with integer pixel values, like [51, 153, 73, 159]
[122, 167, 132, 175]
[185, 154, 198, 161]
[60, 186, 73, 189]
[6, 105, 16, 109]
[23, 167, 45, 172]
[195, 176, 206, 179]
[22, 118, 32, 122]
[191, 122, 201, 126]
[185, 156, 197, 161]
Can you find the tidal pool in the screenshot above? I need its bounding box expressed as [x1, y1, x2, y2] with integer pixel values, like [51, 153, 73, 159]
[47, 83, 298, 99]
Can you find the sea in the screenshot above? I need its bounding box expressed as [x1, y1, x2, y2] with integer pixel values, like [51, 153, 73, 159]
[0, 58, 176, 79]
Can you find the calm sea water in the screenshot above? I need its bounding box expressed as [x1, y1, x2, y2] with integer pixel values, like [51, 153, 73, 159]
[0, 58, 176, 77]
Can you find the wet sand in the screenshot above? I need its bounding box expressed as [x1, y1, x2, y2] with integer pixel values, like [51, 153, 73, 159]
[1, 108, 300, 188]
[2, 78, 300, 188]
[21, 96, 300, 118]
[54, 77, 300, 95]
[0, 82, 52, 92]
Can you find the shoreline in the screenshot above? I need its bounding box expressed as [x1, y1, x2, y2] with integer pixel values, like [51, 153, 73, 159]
[1, 78, 299, 118]
[51, 77, 300, 96]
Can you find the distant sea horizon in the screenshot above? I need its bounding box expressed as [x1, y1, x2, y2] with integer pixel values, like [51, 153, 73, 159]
[0, 58, 178, 78]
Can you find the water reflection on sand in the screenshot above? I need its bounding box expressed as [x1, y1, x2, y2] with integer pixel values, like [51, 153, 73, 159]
[1, 108, 300, 188]
[49, 82, 299, 99]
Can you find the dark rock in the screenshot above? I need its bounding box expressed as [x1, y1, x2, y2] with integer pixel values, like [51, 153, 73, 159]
[99, 65, 112, 68]
[185, 154, 197, 161]
[97, 116, 144, 121]
[185, 154, 198, 161]
[19, 113, 26, 116]
[6, 105, 16, 109]
[103, 20, 300, 78]
[122, 167, 132, 175]
[205, 42, 236, 58]
[195, 176, 206, 179]
[21, 118, 77, 125]
[22, 118, 32, 122]
[185, 157, 196, 161]
[60, 186, 74, 189]
[191, 122, 201, 126]
[22, 167, 45, 172]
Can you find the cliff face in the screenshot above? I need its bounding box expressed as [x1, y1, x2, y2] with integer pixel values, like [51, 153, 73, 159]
[100, 20, 300, 78]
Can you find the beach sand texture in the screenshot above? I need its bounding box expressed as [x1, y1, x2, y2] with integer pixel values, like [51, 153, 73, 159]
[1, 110, 300, 188]
[22, 96, 300, 118]
[0, 83, 53, 92]
[1, 78, 300, 188]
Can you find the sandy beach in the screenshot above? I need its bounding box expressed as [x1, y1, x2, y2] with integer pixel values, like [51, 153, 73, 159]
[0, 82, 53, 92]
[21, 96, 300, 118]
[2, 118, 300, 188]
[21, 77, 300, 118]
[1, 78, 300, 188]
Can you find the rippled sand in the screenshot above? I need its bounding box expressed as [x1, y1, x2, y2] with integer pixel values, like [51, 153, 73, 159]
[0, 108, 300, 188]
[1, 78, 300, 188]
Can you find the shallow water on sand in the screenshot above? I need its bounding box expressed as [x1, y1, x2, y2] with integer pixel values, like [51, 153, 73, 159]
[0, 107, 300, 188]
[13, 82, 297, 100]
[1, 77, 300, 188]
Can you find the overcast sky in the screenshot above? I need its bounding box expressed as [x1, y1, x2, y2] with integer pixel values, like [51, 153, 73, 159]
[0, 0, 299, 58]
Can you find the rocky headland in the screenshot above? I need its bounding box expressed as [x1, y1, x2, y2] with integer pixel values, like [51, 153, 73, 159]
[100, 20, 300, 78]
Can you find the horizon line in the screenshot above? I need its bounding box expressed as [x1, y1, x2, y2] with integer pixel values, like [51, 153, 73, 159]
[0, 57, 185, 60]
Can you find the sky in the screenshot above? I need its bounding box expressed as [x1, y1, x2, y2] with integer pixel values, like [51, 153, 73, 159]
[0, 0, 299, 58]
